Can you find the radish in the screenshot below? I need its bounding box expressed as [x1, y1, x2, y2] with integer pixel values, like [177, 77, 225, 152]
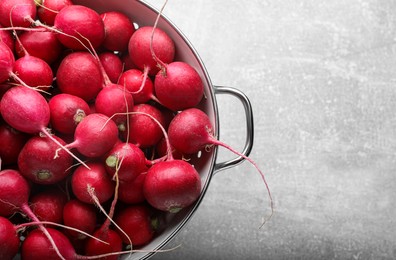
[0, 121, 30, 166]
[21, 227, 76, 260]
[9, 23, 55, 93]
[84, 228, 123, 260]
[94, 84, 134, 132]
[15, 31, 64, 64]
[12, 55, 54, 92]
[104, 142, 148, 182]
[18, 135, 73, 184]
[168, 108, 274, 221]
[0, 85, 88, 168]
[100, 11, 135, 52]
[118, 68, 156, 104]
[0, 39, 47, 92]
[128, 26, 175, 76]
[53, 5, 105, 51]
[65, 113, 119, 158]
[154, 61, 204, 111]
[30, 187, 68, 223]
[37, 0, 73, 26]
[71, 161, 115, 204]
[98, 52, 123, 84]
[0, 0, 37, 28]
[0, 169, 30, 217]
[114, 204, 156, 246]
[56, 51, 104, 102]
[126, 103, 166, 147]
[0, 86, 50, 135]
[0, 216, 20, 260]
[63, 199, 98, 239]
[48, 93, 91, 135]
[143, 159, 201, 213]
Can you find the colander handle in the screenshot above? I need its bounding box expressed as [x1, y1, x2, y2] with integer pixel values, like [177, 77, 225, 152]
[213, 85, 254, 173]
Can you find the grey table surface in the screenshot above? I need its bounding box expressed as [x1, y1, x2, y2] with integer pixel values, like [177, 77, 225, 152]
[144, 1, 396, 259]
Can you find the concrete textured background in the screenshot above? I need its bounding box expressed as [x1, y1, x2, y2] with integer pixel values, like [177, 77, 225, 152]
[143, 1, 396, 259]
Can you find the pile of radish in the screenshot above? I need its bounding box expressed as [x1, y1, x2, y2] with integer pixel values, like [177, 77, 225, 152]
[0, 0, 273, 259]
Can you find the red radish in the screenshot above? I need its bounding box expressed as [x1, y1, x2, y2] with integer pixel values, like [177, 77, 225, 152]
[168, 108, 274, 221]
[66, 113, 119, 158]
[126, 103, 166, 147]
[0, 0, 37, 28]
[12, 55, 54, 92]
[37, 0, 73, 26]
[98, 52, 123, 84]
[154, 61, 204, 111]
[0, 41, 15, 83]
[118, 173, 146, 204]
[15, 31, 64, 64]
[21, 227, 76, 260]
[143, 159, 201, 213]
[118, 69, 155, 104]
[0, 24, 14, 52]
[0, 85, 89, 168]
[10, 25, 55, 92]
[0, 86, 50, 134]
[104, 142, 148, 182]
[84, 228, 123, 260]
[56, 51, 104, 102]
[48, 93, 91, 135]
[53, 5, 105, 51]
[0, 121, 30, 165]
[114, 204, 156, 246]
[0, 169, 30, 217]
[71, 161, 115, 204]
[94, 84, 134, 132]
[63, 199, 98, 239]
[167, 108, 213, 155]
[18, 135, 73, 184]
[0, 169, 67, 259]
[0, 216, 20, 260]
[100, 11, 135, 52]
[30, 187, 68, 223]
[128, 26, 175, 76]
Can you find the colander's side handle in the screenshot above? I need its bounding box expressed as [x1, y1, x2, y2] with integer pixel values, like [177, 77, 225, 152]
[213, 85, 254, 173]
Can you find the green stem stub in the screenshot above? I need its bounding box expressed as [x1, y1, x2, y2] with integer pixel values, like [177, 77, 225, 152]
[169, 207, 182, 214]
[151, 217, 159, 231]
[73, 109, 86, 125]
[37, 170, 51, 180]
[105, 155, 118, 168]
